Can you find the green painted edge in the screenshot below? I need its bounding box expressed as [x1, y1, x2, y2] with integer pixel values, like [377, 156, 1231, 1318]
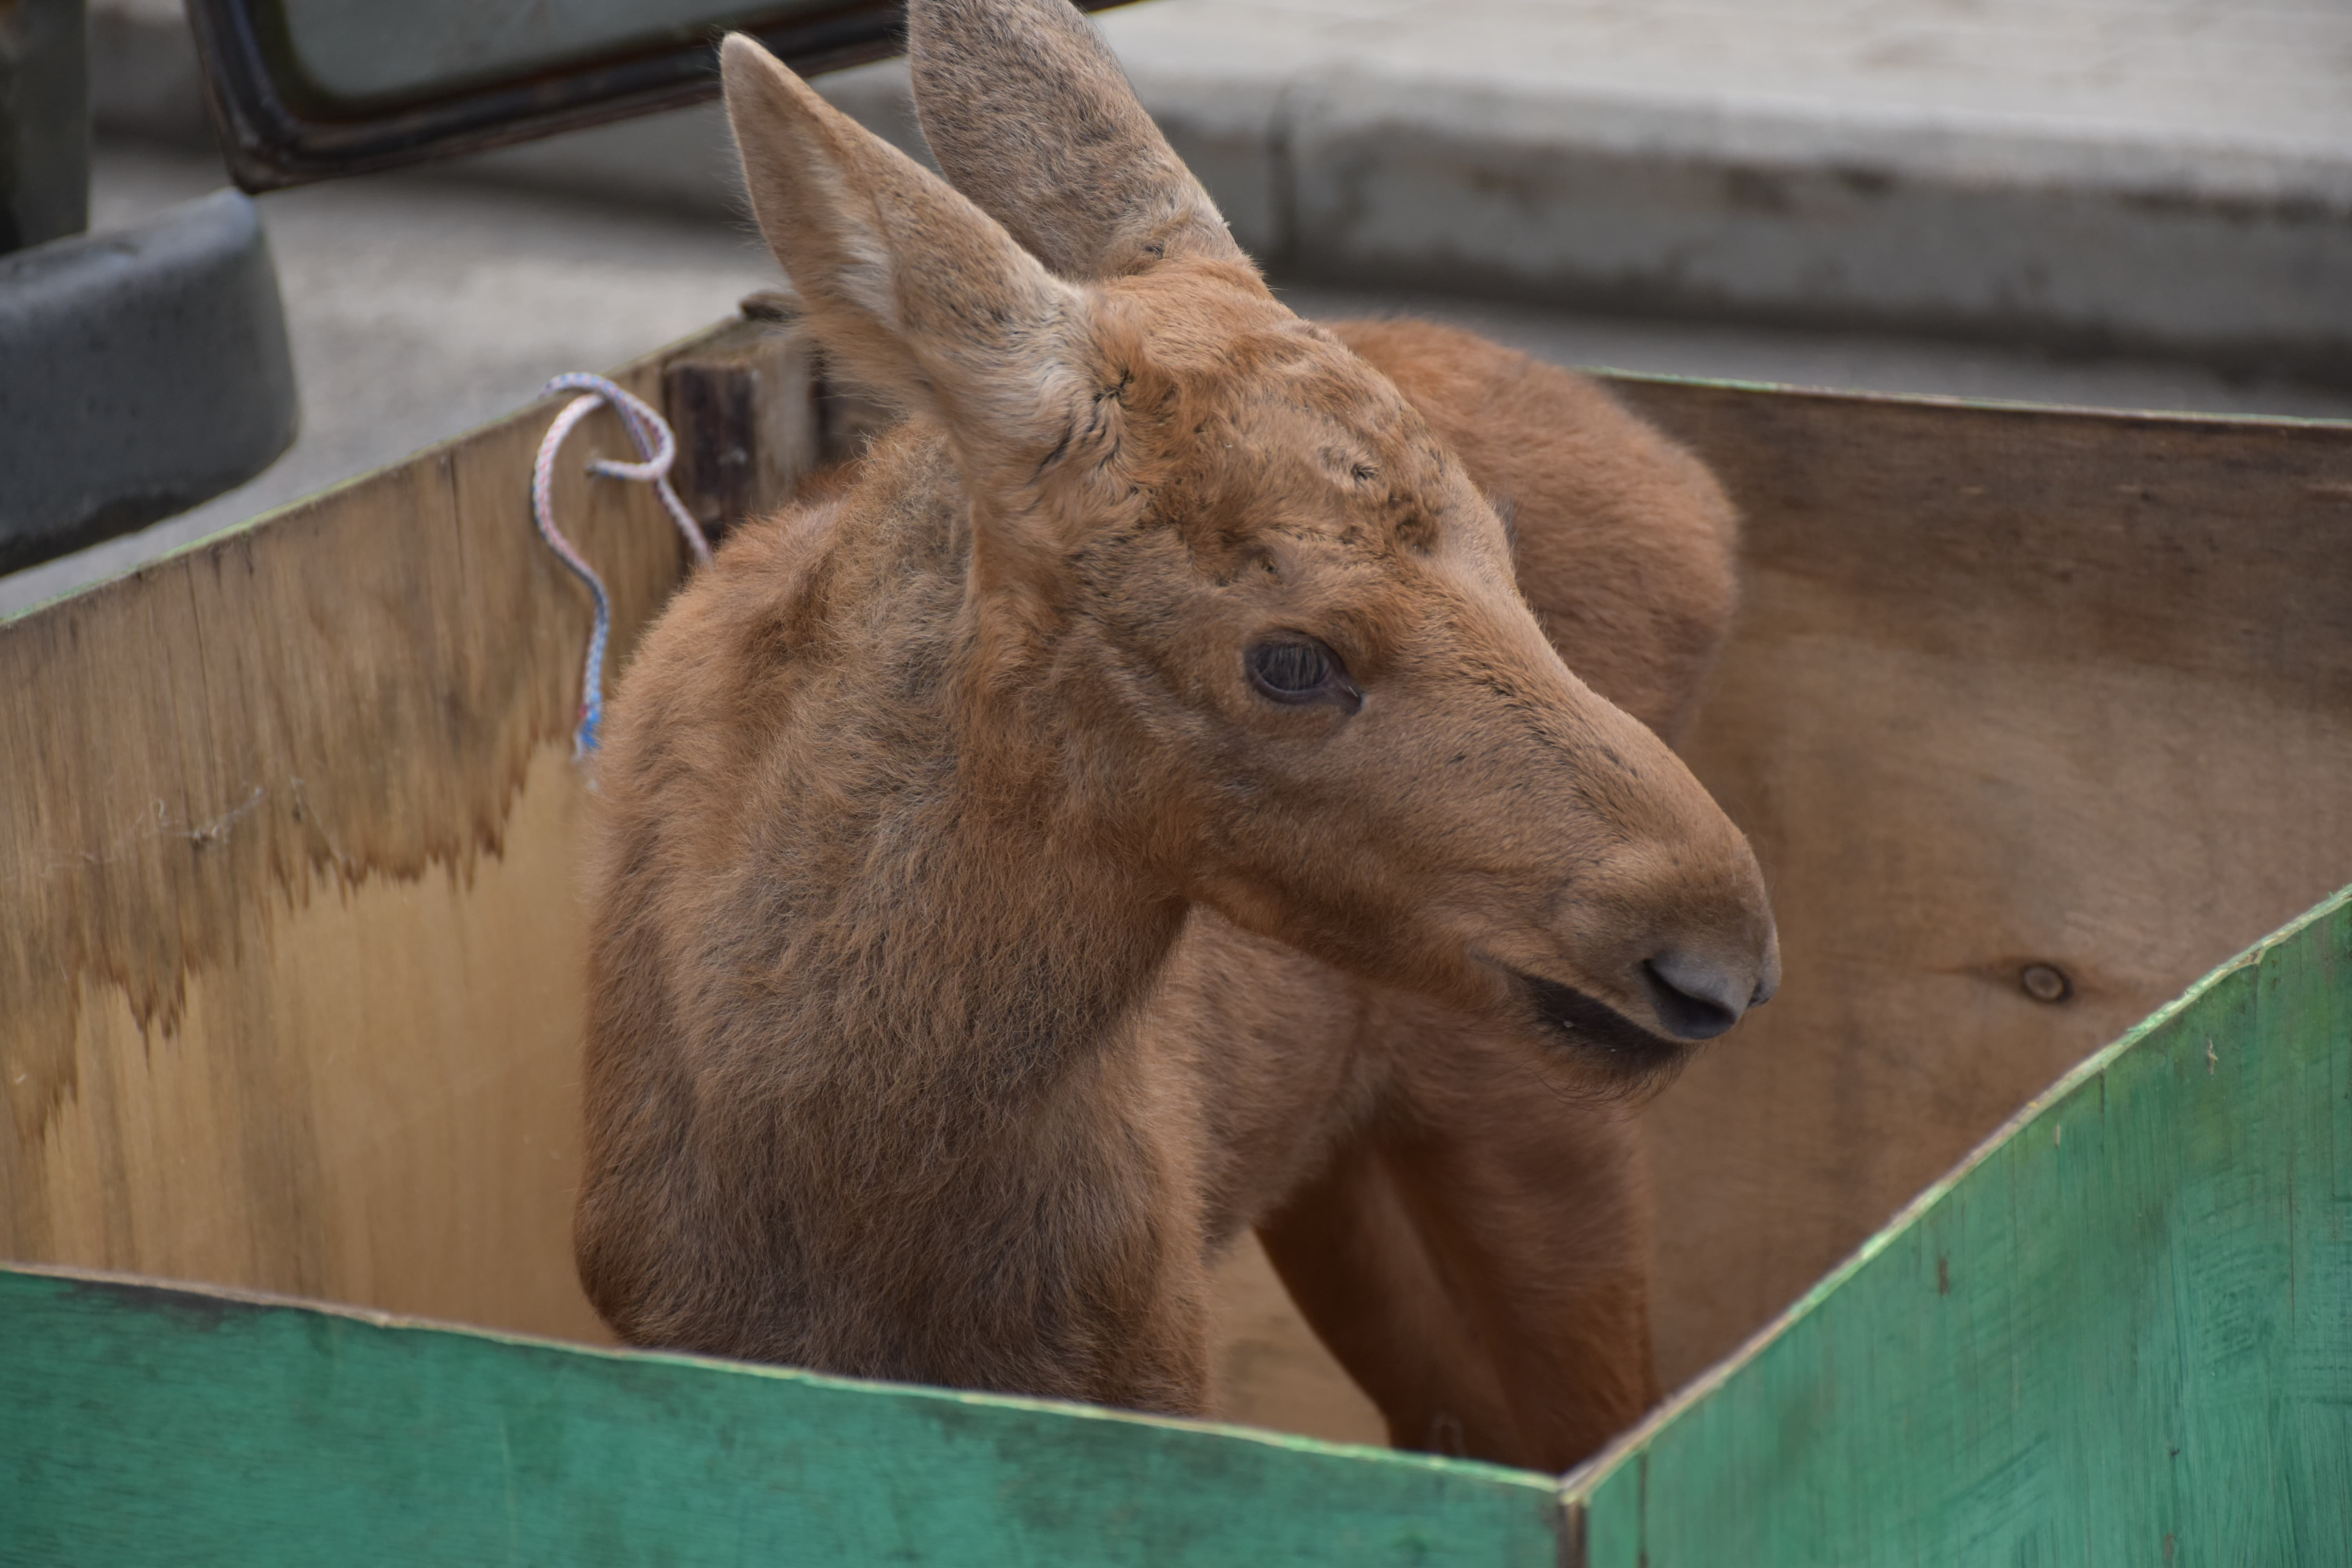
[4, 1260, 1490, 1471]
[1556, 877, 2352, 1545]
[2, 1261, 1562, 1566]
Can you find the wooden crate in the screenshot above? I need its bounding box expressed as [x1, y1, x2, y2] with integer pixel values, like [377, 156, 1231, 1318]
[4, 311, 2348, 1560]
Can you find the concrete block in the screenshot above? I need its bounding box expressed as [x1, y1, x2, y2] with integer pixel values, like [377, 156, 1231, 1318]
[0, 188, 297, 571]
[1285, 76, 2352, 380]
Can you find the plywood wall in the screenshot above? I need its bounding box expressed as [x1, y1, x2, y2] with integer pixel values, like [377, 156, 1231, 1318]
[1619, 382, 2352, 1386]
[0, 335, 693, 1343]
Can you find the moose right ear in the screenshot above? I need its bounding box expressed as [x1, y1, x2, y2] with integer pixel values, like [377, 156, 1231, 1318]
[721, 33, 1096, 469]
[908, 0, 1251, 281]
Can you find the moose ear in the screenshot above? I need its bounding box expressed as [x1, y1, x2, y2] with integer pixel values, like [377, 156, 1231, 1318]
[721, 33, 1094, 461]
[907, 0, 1250, 281]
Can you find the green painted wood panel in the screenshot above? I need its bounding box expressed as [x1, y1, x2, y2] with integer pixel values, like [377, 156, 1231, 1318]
[1567, 884, 2352, 1566]
[0, 1269, 1560, 1566]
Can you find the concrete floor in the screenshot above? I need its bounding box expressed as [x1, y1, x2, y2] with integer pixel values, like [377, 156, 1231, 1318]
[6, 139, 2349, 619]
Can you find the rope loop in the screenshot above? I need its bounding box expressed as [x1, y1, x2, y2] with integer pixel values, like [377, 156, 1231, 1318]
[528, 372, 713, 759]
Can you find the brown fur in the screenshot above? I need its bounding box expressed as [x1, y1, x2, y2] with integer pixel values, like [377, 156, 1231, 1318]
[1328, 320, 1739, 743]
[576, 4, 1776, 1472]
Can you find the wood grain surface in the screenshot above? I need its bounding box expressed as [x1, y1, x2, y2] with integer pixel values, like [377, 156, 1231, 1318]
[0, 325, 710, 1339]
[1619, 383, 2352, 1388]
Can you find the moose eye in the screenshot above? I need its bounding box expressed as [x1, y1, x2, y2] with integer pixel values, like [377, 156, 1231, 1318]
[1246, 637, 1361, 711]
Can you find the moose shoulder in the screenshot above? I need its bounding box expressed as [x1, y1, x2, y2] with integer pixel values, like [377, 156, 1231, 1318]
[575, 0, 1777, 1472]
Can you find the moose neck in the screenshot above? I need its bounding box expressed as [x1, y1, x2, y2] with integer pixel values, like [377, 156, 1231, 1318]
[788, 588, 1191, 1104]
[913, 780, 1183, 1087]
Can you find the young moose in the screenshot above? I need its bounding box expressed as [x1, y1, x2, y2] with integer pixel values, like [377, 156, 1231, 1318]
[578, 0, 1779, 1472]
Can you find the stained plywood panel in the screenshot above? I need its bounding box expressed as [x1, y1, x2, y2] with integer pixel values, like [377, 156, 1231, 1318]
[24, 752, 602, 1339]
[0, 330, 711, 1339]
[1618, 382, 2352, 1388]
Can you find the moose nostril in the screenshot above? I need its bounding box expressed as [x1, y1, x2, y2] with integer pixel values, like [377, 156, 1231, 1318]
[1641, 953, 1745, 1042]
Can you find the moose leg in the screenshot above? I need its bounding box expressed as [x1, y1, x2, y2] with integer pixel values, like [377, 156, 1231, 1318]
[1257, 1033, 1660, 1472]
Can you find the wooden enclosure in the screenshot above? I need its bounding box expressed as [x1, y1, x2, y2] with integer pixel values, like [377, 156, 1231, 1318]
[11, 885, 2340, 1561]
[4, 307, 2349, 1559]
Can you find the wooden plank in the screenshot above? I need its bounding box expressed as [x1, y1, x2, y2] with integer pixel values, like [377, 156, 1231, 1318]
[1612, 382, 2352, 1385]
[1564, 882, 2352, 1564]
[662, 309, 824, 542]
[0, 1264, 1562, 1566]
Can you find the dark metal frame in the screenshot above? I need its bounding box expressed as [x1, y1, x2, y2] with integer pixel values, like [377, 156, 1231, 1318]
[184, 0, 1132, 191]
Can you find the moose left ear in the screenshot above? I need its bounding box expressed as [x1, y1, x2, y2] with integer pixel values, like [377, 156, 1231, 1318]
[908, 0, 1251, 282]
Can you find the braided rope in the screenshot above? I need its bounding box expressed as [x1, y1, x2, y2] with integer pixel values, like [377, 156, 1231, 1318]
[528, 373, 713, 758]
